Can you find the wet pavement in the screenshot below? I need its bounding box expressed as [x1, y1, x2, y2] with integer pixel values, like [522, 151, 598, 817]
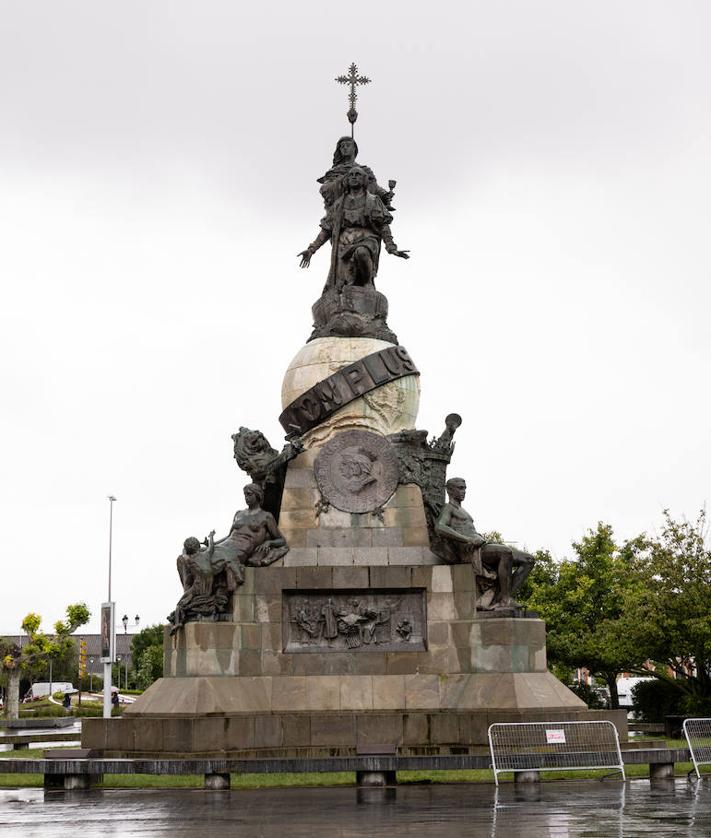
[0, 779, 708, 837]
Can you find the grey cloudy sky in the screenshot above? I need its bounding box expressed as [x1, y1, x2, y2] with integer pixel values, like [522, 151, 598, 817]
[1, 1, 709, 634]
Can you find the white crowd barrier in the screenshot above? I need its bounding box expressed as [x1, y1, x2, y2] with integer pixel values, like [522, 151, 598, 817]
[488, 720, 625, 786]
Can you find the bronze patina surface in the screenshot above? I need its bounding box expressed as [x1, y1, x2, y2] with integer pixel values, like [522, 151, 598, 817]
[435, 477, 535, 613]
[167, 483, 288, 634]
[283, 588, 426, 653]
[314, 429, 399, 513]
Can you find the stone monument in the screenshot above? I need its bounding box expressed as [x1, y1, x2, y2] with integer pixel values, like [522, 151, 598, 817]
[83, 65, 625, 758]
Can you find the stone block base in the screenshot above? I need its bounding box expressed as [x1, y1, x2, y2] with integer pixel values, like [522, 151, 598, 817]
[278, 453, 433, 556]
[82, 707, 627, 758]
[122, 671, 582, 716]
[164, 565, 551, 679]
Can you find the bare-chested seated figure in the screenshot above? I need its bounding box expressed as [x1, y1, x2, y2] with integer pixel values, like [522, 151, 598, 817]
[168, 483, 288, 633]
[435, 477, 534, 611]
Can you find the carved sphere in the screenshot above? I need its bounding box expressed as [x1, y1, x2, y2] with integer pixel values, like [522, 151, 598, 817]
[281, 337, 420, 447]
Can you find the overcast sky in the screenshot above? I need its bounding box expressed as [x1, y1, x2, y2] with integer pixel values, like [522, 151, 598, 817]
[1, 1, 709, 635]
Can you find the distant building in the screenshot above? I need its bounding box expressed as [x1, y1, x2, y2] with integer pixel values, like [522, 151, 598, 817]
[4, 633, 137, 674]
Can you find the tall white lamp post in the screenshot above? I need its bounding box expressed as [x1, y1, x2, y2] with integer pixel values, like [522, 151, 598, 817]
[101, 495, 117, 719]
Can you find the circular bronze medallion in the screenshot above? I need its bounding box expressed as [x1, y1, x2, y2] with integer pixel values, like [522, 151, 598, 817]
[314, 430, 399, 513]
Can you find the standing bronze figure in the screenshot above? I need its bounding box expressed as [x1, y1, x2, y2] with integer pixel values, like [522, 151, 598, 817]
[298, 166, 409, 294]
[317, 137, 394, 209]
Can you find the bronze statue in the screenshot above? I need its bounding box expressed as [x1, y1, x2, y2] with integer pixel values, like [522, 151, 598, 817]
[232, 428, 301, 482]
[298, 166, 409, 294]
[317, 136, 394, 209]
[388, 415, 462, 545]
[431, 413, 462, 454]
[168, 483, 288, 633]
[231, 427, 302, 519]
[435, 477, 534, 612]
[301, 68, 405, 342]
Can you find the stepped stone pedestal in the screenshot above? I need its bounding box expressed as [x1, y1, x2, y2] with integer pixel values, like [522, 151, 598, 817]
[82, 336, 627, 757]
[83, 559, 625, 756]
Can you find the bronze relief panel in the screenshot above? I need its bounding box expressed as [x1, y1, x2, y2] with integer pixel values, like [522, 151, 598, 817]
[283, 588, 426, 653]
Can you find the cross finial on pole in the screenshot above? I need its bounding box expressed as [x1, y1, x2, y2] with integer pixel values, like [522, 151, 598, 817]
[335, 62, 371, 138]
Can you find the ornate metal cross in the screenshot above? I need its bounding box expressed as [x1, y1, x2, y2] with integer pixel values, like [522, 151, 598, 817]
[335, 62, 371, 138]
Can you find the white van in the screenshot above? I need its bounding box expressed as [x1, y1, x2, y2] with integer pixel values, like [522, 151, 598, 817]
[23, 682, 74, 700]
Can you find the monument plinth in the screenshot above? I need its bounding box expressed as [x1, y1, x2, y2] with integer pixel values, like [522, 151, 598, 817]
[83, 68, 626, 757]
[87, 561, 609, 757]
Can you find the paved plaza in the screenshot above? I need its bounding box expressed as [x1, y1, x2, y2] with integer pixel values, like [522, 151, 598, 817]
[0, 779, 709, 837]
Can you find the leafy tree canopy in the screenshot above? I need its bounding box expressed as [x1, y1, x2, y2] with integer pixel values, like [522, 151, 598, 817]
[136, 645, 164, 690]
[519, 523, 643, 706]
[2, 603, 90, 717]
[614, 509, 711, 712]
[130, 624, 165, 663]
[519, 511, 711, 712]
[12, 603, 90, 677]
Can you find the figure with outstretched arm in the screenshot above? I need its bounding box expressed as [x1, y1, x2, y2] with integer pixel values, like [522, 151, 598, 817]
[168, 483, 289, 633]
[298, 166, 409, 293]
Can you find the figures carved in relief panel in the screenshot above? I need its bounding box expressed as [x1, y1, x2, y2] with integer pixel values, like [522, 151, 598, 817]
[283, 589, 426, 653]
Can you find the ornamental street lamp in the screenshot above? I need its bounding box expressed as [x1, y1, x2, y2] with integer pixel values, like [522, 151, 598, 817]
[120, 614, 140, 688]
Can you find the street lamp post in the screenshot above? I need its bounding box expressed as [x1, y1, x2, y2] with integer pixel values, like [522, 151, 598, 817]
[119, 613, 139, 690]
[103, 495, 116, 719]
[89, 658, 94, 693]
[121, 614, 128, 692]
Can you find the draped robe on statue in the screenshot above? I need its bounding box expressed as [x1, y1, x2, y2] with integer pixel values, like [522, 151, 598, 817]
[319, 192, 394, 294]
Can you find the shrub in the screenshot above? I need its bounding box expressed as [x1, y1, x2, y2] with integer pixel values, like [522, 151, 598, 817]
[19, 704, 68, 718]
[631, 678, 683, 721]
[569, 682, 608, 709]
[680, 693, 711, 717]
[78, 673, 102, 692]
[72, 704, 124, 717]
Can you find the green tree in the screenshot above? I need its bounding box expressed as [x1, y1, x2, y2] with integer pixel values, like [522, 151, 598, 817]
[517, 549, 557, 601]
[614, 509, 711, 713]
[519, 523, 642, 708]
[136, 645, 164, 690]
[130, 624, 164, 689]
[1, 603, 90, 718]
[130, 624, 164, 663]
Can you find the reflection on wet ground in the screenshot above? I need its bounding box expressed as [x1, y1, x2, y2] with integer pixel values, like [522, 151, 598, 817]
[0, 779, 708, 837]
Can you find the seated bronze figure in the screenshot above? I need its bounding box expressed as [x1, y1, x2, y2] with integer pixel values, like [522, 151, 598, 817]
[168, 483, 288, 633]
[435, 477, 534, 611]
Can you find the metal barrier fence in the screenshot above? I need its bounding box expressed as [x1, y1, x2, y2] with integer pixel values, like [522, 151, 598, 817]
[488, 720, 625, 786]
[684, 718, 711, 780]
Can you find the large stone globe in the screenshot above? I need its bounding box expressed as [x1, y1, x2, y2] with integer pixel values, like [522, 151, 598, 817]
[281, 337, 421, 447]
